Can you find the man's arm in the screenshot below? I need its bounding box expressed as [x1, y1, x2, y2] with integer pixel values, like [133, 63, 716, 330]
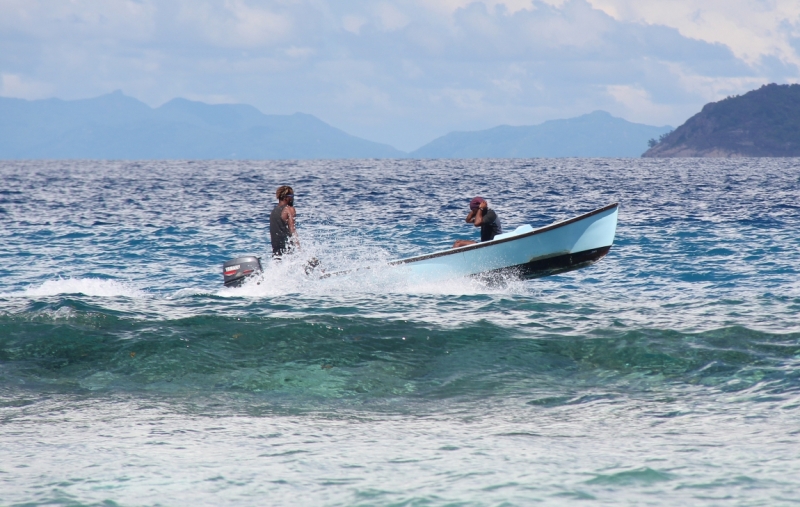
[282, 206, 299, 246]
[473, 208, 484, 226]
[465, 209, 477, 223]
[473, 203, 490, 226]
[475, 208, 496, 227]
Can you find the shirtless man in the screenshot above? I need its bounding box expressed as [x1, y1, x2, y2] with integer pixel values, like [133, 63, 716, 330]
[270, 185, 299, 258]
[452, 196, 503, 248]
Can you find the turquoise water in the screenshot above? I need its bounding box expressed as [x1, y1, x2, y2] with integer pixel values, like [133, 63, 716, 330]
[1, 159, 799, 505]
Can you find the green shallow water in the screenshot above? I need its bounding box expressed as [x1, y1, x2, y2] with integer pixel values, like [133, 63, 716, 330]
[2, 311, 799, 402]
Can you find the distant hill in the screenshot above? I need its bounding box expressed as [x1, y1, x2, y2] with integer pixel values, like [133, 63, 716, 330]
[411, 111, 672, 158]
[643, 83, 800, 157]
[0, 92, 677, 160]
[0, 91, 405, 159]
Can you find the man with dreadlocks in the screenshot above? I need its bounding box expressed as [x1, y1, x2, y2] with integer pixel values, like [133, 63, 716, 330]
[270, 185, 300, 258]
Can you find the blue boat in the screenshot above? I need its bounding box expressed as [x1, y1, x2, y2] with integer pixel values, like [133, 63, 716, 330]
[327, 202, 619, 281]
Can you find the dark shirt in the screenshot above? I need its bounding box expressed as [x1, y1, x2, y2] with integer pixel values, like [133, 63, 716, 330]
[270, 204, 291, 256]
[480, 209, 502, 242]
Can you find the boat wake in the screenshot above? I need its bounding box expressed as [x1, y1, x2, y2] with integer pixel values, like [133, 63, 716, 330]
[217, 251, 532, 298]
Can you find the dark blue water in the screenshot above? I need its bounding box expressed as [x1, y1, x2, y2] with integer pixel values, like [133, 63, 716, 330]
[1, 159, 799, 506]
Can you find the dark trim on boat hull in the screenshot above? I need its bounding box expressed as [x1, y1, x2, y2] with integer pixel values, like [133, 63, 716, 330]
[477, 245, 612, 281]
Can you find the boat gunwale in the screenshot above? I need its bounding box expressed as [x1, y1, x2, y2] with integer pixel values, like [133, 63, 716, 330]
[389, 202, 619, 265]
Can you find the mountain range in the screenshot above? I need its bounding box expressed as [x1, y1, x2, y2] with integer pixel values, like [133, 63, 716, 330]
[0, 91, 403, 159]
[0, 92, 671, 159]
[413, 111, 672, 158]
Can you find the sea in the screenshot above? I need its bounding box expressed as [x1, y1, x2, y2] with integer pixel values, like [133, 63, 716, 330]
[1, 158, 799, 506]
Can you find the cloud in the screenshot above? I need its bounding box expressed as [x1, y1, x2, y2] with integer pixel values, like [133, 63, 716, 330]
[0, 0, 157, 41]
[606, 84, 674, 124]
[176, 0, 293, 48]
[587, 0, 800, 67]
[0, 0, 798, 150]
[0, 73, 54, 99]
[373, 3, 410, 31]
[432, 0, 536, 15]
[342, 14, 368, 34]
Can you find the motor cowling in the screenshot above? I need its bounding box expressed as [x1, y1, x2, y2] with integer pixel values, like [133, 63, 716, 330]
[222, 256, 263, 287]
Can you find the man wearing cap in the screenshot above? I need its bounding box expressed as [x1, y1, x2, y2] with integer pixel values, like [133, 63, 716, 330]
[270, 185, 299, 258]
[452, 196, 503, 248]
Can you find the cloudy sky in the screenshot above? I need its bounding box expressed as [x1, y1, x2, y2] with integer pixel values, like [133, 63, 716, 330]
[1, 0, 799, 150]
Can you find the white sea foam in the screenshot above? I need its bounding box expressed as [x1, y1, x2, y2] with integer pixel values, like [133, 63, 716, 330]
[20, 277, 148, 298]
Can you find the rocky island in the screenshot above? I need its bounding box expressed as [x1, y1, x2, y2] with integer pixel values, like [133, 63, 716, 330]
[643, 83, 800, 157]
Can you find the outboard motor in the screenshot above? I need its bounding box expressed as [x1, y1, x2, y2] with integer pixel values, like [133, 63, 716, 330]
[222, 256, 263, 287]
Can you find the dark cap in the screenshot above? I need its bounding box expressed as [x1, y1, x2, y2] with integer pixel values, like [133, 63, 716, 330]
[469, 196, 485, 210]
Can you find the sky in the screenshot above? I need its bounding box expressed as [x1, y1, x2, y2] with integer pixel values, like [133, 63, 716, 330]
[1, 0, 799, 151]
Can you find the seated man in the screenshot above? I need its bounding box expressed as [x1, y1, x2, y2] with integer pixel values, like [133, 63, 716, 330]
[452, 196, 502, 248]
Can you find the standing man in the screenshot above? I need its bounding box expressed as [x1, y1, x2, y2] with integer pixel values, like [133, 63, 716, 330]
[270, 185, 299, 258]
[452, 196, 502, 248]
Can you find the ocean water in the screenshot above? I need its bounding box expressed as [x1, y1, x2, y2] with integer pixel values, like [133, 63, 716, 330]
[1, 158, 799, 506]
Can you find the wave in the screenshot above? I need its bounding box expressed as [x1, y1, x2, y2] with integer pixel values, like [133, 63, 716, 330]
[2, 309, 798, 403]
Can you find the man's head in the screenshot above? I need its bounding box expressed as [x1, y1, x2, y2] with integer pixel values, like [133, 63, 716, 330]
[470, 196, 486, 211]
[276, 185, 294, 206]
